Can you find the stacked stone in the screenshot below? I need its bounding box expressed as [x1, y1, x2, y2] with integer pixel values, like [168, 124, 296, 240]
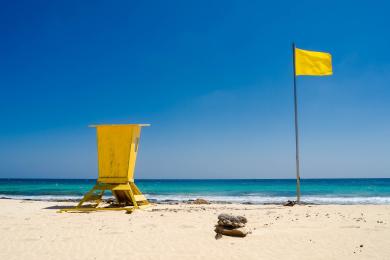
[214, 213, 249, 238]
[192, 198, 210, 204]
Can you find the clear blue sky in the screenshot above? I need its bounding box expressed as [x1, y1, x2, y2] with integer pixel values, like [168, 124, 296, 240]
[0, 0, 389, 179]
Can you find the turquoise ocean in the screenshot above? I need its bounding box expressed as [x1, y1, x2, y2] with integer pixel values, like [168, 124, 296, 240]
[1, 178, 390, 204]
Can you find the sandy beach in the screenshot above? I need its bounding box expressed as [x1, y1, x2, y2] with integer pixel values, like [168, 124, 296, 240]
[0, 199, 389, 259]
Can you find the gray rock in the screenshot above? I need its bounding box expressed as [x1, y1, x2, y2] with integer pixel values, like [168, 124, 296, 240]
[217, 213, 247, 228]
[217, 219, 245, 228]
[193, 198, 210, 204]
[283, 200, 296, 206]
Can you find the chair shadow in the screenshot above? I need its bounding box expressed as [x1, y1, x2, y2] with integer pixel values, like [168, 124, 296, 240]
[44, 205, 75, 210]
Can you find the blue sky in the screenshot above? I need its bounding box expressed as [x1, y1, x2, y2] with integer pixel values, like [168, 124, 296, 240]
[0, 0, 389, 179]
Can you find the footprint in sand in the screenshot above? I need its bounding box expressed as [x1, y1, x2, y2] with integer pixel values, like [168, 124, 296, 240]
[340, 225, 360, 229]
[105, 231, 125, 235]
[180, 224, 195, 229]
[142, 224, 157, 229]
[23, 238, 40, 242]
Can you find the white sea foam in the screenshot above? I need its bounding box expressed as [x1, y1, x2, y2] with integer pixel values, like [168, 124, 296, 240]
[2, 194, 390, 204]
[0, 194, 83, 201]
[146, 194, 390, 205]
[144, 194, 390, 204]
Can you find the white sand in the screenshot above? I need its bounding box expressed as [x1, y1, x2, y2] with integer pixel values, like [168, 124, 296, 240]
[0, 199, 389, 260]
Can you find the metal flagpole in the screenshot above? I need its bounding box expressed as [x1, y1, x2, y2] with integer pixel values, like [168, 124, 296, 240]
[292, 42, 301, 203]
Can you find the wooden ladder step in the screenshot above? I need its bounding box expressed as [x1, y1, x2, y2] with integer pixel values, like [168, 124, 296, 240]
[134, 194, 147, 202]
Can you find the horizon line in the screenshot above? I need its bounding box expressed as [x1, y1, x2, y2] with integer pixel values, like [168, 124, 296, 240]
[0, 177, 389, 180]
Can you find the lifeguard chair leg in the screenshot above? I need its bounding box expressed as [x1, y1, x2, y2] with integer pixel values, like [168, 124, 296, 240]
[126, 185, 139, 208]
[76, 186, 105, 208]
[129, 182, 150, 207]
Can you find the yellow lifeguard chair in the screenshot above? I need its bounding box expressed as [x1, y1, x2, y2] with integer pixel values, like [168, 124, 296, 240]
[61, 124, 150, 213]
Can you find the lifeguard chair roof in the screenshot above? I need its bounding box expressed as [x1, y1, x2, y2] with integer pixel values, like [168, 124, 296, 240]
[89, 124, 150, 127]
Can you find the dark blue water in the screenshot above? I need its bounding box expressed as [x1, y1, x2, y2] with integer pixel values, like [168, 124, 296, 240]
[1, 178, 390, 204]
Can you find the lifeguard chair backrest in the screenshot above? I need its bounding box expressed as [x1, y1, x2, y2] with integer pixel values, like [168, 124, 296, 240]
[91, 124, 149, 184]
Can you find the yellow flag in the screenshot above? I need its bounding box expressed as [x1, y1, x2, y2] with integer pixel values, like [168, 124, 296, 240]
[295, 48, 332, 76]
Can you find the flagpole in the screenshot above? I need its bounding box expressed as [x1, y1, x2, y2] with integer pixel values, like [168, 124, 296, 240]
[292, 42, 301, 203]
